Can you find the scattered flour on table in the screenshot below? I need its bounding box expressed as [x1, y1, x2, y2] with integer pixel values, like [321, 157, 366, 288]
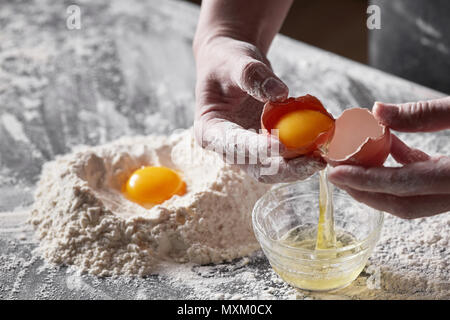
[2, 129, 448, 299]
[29, 129, 270, 276]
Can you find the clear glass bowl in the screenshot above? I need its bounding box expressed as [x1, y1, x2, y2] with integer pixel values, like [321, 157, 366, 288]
[252, 174, 384, 292]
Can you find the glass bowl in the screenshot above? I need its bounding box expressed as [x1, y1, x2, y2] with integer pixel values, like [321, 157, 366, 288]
[252, 174, 384, 292]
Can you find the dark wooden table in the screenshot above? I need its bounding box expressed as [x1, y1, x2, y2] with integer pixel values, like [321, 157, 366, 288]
[0, 0, 448, 299]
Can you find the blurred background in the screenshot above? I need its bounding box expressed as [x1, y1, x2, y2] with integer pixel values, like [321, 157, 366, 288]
[188, 0, 369, 63]
[188, 0, 450, 94]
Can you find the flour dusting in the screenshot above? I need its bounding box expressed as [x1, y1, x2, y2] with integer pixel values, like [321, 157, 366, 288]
[29, 129, 270, 276]
[0, 0, 448, 299]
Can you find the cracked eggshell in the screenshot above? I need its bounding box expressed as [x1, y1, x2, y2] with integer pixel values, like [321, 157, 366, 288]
[324, 107, 391, 167]
[261, 95, 335, 159]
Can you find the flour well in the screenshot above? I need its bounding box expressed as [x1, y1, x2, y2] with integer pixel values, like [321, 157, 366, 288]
[30, 129, 270, 276]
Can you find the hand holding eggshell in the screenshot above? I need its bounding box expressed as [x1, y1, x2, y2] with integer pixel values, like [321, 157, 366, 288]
[193, 37, 326, 184]
[328, 97, 450, 219]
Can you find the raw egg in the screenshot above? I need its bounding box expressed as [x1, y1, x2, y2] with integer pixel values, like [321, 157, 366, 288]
[123, 166, 186, 208]
[261, 95, 335, 158]
[324, 108, 391, 167]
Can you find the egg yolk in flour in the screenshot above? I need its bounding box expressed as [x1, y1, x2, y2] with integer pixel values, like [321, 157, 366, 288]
[123, 166, 186, 208]
[274, 110, 335, 149]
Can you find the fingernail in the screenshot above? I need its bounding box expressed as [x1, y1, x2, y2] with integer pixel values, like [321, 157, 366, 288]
[262, 77, 288, 101]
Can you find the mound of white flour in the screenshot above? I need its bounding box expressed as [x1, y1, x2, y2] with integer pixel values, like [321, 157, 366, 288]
[30, 129, 270, 276]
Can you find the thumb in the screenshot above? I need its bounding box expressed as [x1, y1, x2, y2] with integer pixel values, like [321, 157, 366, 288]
[231, 57, 289, 102]
[373, 97, 450, 132]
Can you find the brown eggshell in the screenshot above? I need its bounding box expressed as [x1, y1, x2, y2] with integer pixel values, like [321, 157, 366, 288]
[324, 108, 391, 167]
[261, 95, 335, 159]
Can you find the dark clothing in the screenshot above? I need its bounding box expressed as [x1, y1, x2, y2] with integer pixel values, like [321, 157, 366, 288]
[370, 0, 450, 94]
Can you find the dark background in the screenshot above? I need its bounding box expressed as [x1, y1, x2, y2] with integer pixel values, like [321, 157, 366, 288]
[188, 0, 369, 63]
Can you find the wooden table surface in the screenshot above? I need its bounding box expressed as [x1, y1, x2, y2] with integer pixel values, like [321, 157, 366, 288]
[0, 0, 448, 299]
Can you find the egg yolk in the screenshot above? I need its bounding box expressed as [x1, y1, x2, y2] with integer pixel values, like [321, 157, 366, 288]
[274, 110, 334, 149]
[123, 166, 186, 208]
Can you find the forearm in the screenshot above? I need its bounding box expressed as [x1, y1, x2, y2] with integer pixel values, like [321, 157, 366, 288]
[193, 0, 293, 55]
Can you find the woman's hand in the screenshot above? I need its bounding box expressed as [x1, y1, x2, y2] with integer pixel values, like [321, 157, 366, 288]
[328, 97, 450, 219]
[193, 0, 325, 183]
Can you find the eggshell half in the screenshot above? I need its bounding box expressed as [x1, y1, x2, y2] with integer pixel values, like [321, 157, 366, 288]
[324, 108, 391, 167]
[261, 95, 335, 158]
